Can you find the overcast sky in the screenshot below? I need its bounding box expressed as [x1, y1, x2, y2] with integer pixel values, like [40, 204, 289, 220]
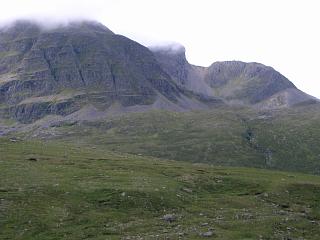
[0, 0, 319, 98]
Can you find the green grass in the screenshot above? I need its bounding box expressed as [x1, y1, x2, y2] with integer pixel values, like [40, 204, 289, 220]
[0, 118, 16, 126]
[1, 138, 320, 239]
[249, 104, 320, 174]
[46, 104, 320, 174]
[51, 109, 265, 166]
[0, 51, 20, 58]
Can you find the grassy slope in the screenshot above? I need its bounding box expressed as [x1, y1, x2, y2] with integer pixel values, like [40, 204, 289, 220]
[1, 138, 320, 239]
[50, 104, 320, 174]
[250, 104, 320, 173]
[54, 108, 264, 167]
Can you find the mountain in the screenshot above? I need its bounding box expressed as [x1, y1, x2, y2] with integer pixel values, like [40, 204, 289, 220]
[1, 20, 320, 239]
[0, 20, 317, 123]
[0, 20, 221, 123]
[151, 45, 316, 107]
[0, 20, 319, 174]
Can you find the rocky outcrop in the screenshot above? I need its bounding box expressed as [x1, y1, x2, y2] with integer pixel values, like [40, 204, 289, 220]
[0, 21, 182, 102]
[0, 20, 191, 122]
[205, 61, 296, 104]
[0, 20, 317, 123]
[151, 45, 212, 96]
[151, 47, 316, 107]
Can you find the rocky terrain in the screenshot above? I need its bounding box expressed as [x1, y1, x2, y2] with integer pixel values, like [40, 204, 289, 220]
[151, 45, 316, 107]
[0, 20, 319, 173]
[0, 20, 317, 124]
[0, 20, 221, 123]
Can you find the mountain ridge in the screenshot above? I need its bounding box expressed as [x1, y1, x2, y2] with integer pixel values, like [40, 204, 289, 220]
[2, 20, 320, 240]
[0, 20, 318, 123]
[151, 45, 317, 108]
[1, 20, 223, 122]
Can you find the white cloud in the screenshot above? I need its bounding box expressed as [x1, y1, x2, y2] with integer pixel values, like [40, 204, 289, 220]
[0, 0, 319, 98]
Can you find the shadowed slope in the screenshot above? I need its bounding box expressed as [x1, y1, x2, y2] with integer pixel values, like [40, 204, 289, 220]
[0, 20, 191, 122]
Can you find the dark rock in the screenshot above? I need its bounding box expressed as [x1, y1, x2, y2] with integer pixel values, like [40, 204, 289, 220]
[163, 214, 176, 222]
[280, 203, 290, 209]
[0, 20, 183, 122]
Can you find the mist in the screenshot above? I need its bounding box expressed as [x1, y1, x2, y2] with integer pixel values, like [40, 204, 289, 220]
[0, 18, 106, 33]
[0, 0, 104, 28]
[149, 42, 186, 55]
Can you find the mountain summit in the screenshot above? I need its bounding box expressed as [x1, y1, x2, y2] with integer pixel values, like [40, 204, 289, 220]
[0, 20, 317, 123]
[0, 20, 210, 122]
[151, 46, 316, 108]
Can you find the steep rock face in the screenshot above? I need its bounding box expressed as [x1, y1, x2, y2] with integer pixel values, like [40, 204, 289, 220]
[0, 20, 187, 122]
[151, 46, 315, 107]
[0, 21, 317, 123]
[1, 21, 182, 102]
[151, 45, 212, 96]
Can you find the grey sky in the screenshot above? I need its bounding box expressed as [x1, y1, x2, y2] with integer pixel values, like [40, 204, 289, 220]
[1, 0, 319, 98]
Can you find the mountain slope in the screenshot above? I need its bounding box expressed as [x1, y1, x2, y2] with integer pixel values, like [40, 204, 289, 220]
[151, 45, 316, 107]
[1, 21, 219, 123]
[13, 102, 316, 174]
[0, 21, 317, 124]
[150, 45, 211, 96]
[1, 20, 320, 240]
[0, 20, 178, 100]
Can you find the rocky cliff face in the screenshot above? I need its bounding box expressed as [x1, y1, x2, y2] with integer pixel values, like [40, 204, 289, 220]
[0, 20, 198, 122]
[0, 21, 184, 101]
[151, 46, 316, 107]
[0, 20, 317, 123]
[151, 45, 212, 96]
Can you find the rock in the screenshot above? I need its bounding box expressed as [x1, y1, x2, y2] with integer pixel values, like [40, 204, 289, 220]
[280, 203, 290, 209]
[152, 47, 313, 108]
[163, 214, 176, 222]
[0, 20, 183, 123]
[235, 212, 254, 220]
[182, 187, 193, 193]
[279, 210, 287, 215]
[201, 231, 214, 237]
